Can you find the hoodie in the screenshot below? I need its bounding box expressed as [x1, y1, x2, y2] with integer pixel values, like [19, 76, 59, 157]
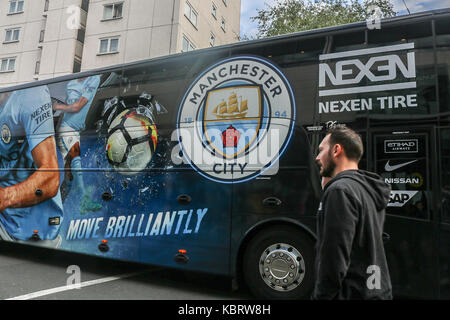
[312, 169, 393, 300]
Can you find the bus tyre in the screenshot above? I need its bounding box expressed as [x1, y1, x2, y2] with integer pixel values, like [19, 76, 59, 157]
[243, 226, 315, 300]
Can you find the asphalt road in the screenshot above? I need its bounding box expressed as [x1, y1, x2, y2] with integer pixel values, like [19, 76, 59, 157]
[0, 241, 253, 300]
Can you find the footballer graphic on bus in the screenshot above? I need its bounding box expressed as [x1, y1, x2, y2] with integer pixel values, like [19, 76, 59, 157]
[0, 86, 63, 245]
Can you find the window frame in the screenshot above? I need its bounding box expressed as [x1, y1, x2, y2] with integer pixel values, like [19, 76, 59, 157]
[102, 2, 124, 21]
[184, 1, 198, 28]
[211, 2, 217, 19]
[221, 17, 226, 32]
[4, 28, 20, 43]
[8, 0, 24, 15]
[210, 32, 216, 47]
[181, 35, 196, 52]
[0, 57, 16, 73]
[98, 37, 120, 55]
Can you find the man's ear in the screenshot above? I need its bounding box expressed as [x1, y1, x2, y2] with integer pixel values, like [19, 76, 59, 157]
[333, 143, 344, 158]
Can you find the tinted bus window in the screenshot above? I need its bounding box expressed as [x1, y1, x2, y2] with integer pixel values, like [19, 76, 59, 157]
[368, 21, 437, 118]
[231, 37, 325, 126]
[118, 51, 230, 170]
[332, 31, 367, 52]
[436, 18, 450, 116]
[441, 128, 450, 224]
[317, 21, 436, 134]
[375, 133, 430, 219]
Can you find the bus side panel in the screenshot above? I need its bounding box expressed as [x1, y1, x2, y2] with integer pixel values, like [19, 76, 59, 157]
[0, 70, 234, 275]
[230, 124, 321, 271]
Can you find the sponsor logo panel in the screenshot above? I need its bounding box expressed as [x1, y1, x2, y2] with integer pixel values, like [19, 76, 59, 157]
[384, 139, 418, 153]
[388, 190, 418, 207]
[318, 43, 418, 114]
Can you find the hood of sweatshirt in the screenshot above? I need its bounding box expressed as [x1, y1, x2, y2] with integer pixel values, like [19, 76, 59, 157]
[325, 170, 392, 211]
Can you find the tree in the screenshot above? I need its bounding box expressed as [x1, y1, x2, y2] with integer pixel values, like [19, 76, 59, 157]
[249, 0, 396, 39]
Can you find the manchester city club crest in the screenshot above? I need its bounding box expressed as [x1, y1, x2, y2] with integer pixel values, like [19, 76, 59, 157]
[203, 85, 263, 159]
[1, 124, 11, 144]
[177, 56, 296, 183]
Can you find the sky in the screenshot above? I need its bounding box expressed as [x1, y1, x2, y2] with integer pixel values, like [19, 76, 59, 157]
[240, 0, 450, 39]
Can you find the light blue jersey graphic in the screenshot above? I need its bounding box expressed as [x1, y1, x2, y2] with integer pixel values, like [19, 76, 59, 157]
[0, 86, 63, 241]
[61, 75, 101, 131]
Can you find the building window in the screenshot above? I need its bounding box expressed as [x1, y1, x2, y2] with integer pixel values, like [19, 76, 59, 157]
[77, 27, 86, 43]
[211, 3, 217, 19]
[182, 35, 195, 52]
[221, 17, 226, 32]
[0, 58, 16, 72]
[81, 0, 89, 12]
[35, 60, 40, 75]
[103, 2, 123, 20]
[8, 0, 24, 14]
[44, 0, 49, 12]
[210, 32, 215, 46]
[4, 28, 20, 43]
[184, 1, 198, 28]
[99, 37, 119, 54]
[73, 59, 81, 73]
[39, 30, 45, 42]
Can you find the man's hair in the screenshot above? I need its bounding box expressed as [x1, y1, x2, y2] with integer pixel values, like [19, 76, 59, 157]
[327, 126, 363, 162]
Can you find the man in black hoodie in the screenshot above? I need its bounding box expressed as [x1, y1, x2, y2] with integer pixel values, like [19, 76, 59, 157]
[312, 126, 393, 300]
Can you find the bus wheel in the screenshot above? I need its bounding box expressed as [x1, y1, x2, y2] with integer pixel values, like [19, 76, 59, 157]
[242, 226, 315, 300]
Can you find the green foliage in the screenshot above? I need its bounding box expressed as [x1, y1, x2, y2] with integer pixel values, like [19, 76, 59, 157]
[249, 0, 396, 39]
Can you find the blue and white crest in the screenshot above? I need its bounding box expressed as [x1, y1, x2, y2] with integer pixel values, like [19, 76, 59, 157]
[202, 84, 263, 159]
[1, 124, 11, 144]
[177, 56, 296, 183]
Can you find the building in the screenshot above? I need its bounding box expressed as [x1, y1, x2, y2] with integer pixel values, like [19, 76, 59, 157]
[0, 0, 241, 88]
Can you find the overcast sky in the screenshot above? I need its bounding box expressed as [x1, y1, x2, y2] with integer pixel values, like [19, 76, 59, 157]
[240, 0, 450, 38]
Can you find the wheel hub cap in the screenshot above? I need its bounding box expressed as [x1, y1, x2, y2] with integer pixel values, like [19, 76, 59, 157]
[259, 243, 305, 292]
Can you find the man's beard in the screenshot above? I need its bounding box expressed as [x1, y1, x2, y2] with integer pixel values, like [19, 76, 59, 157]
[320, 150, 336, 178]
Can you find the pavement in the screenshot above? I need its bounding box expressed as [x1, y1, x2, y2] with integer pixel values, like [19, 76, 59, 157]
[0, 241, 253, 300]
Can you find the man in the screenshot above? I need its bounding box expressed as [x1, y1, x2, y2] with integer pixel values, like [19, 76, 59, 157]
[312, 126, 392, 299]
[53, 75, 101, 215]
[0, 86, 63, 246]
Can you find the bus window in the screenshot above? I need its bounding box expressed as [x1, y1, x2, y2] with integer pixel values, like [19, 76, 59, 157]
[368, 20, 433, 47]
[374, 132, 430, 219]
[436, 17, 450, 115]
[231, 37, 325, 127]
[439, 128, 450, 299]
[441, 128, 450, 224]
[369, 21, 437, 117]
[358, 131, 367, 171]
[332, 31, 366, 53]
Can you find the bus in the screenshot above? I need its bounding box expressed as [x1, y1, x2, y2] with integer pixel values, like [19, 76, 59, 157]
[0, 8, 448, 300]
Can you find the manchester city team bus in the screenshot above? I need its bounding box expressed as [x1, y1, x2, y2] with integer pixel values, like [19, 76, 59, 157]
[0, 8, 449, 299]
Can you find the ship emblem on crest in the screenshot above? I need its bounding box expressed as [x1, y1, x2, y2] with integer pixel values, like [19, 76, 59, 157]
[212, 92, 248, 119]
[203, 85, 262, 159]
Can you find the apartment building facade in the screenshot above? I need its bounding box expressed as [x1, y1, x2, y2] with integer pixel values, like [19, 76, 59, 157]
[0, 0, 241, 88]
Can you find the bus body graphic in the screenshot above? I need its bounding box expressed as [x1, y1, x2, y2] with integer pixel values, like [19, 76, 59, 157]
[0, 8, 448, 299]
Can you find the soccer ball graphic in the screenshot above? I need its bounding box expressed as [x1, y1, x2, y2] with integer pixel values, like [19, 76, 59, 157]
[106, 109, 158, 175]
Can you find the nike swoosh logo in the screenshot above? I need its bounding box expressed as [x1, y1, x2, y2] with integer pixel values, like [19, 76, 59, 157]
[384, 160, 418, 172]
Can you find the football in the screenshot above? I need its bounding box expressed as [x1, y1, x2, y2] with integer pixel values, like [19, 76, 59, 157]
[106, 109, 158, 175]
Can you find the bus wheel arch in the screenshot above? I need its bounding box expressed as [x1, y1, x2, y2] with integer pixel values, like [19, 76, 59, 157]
[235, 220, 316, 300]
